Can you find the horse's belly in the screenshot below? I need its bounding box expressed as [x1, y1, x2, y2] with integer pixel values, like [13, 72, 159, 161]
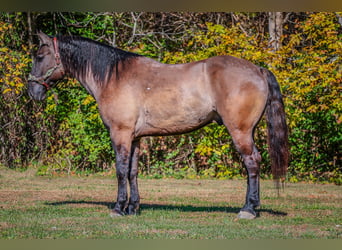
[136, 101, 215, 137]
[134, 74, 215, 137]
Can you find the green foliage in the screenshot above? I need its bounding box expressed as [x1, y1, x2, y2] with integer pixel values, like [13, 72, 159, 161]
[43, 81, 114, 172]
[0, 21, 37, 168]
[272, 12, 341, 183]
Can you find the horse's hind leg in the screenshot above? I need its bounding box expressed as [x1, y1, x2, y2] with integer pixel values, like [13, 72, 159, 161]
[214, 71, 267, 218]
[230, 130, 261, 219]
[216, 91, 265, 218]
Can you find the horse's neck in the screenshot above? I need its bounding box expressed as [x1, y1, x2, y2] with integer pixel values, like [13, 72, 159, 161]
[62, 51, 102, 100]
[76, 73, 102, 101]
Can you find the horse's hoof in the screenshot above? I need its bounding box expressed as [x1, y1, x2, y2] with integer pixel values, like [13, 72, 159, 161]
[127, 206, 140, 216]
[109, 211, 124, 218]
[237, 211, 256, 219]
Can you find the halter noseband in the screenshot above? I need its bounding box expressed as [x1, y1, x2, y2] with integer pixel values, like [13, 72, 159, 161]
[28, 37, 63, 89]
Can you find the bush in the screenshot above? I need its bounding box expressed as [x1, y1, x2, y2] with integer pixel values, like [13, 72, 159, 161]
[0, 21, 38, 168]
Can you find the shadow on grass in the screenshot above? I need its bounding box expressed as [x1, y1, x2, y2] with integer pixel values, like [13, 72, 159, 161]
[45, 200, 287, 217]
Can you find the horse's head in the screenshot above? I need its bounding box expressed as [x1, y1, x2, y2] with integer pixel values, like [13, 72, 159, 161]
[28, 32, 65, 101]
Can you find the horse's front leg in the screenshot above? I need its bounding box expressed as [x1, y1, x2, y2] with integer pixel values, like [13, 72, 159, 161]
[109, 129, 133, 217]
[127, 139, 141, 215]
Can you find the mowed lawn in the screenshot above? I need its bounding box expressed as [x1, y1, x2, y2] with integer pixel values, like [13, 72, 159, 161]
[0, 167, 341, 239]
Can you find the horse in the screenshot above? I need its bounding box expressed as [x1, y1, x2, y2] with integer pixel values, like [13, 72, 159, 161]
[28, 32, 288, 219]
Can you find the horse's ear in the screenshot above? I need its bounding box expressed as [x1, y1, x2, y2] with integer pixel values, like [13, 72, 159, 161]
[37, 31, 52, 46]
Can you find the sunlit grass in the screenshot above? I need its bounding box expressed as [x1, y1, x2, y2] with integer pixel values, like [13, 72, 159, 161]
[0, 167, 341, 239]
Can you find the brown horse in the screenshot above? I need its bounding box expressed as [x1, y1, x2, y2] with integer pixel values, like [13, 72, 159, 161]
[28, 32, 288, 219]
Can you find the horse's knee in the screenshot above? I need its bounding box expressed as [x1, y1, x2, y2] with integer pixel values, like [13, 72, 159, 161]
[115, 146, 131, 180]
[116, 162, 129, 182]
[116, 167, 128, 181]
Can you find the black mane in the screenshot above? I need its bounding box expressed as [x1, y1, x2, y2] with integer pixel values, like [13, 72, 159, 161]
[57, 35, 141, 83]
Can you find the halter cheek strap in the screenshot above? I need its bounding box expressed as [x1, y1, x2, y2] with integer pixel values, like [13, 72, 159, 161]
[53, 37, 61, 65]
[28, 37, 63, 89]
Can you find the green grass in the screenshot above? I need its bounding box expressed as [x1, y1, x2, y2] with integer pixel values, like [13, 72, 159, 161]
[0, 167, 341, 239]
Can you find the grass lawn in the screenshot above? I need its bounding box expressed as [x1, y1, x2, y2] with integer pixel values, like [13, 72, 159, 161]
[0, 167, 341, 239]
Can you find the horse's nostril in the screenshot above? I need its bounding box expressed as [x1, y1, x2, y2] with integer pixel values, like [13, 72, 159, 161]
[27, 81, 47, 101]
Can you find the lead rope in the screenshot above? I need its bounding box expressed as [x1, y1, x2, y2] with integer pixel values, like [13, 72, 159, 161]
[50, 37, 61, 105]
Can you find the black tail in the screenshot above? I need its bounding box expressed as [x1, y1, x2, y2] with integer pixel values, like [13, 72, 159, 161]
[262, 68, 289, 184]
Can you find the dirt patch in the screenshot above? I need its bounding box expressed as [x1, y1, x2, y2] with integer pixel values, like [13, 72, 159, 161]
[0, 222, 15, 230]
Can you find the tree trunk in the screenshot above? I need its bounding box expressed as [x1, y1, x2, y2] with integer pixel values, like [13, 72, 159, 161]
[268, 12, 283, 51]
[27, 12, 35, 60]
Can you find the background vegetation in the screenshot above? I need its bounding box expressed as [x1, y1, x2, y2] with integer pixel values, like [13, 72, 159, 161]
[0, 12, 341, 183]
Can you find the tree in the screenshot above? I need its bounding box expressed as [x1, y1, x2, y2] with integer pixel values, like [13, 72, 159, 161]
[268, 12, 292, 51]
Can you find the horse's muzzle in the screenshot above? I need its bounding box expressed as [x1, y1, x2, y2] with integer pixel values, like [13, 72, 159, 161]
[28, 81, 47, 101]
